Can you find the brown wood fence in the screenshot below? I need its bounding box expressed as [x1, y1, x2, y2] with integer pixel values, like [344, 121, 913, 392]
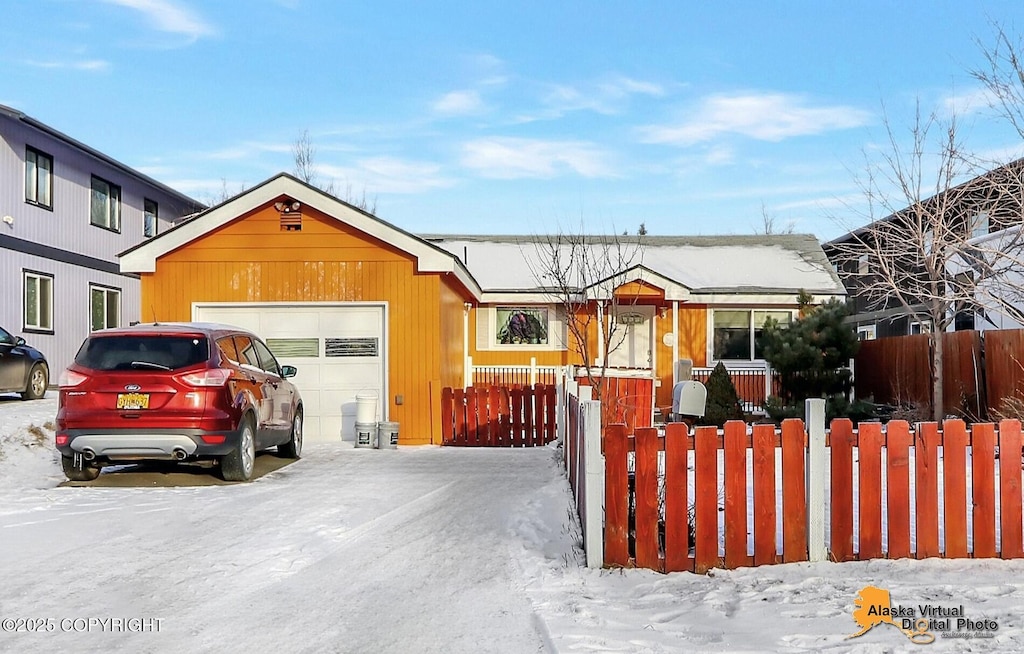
[605, 418, 1024, 573]
[579, 376, 654, 432]
[854, 330, 985, 418]
[440, 384, 556, 446]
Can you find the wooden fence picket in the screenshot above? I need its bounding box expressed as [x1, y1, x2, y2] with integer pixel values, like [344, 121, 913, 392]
[830, 419, 855, 562]
[916, 422, 940, 559]
[972, 423, 998, 558]
[441, 386, 454, 444]
[858, 422, 884, 560]
[634, 427, 660, 570]
[781, 419, 806, 562]
[604, 423, 630, 567]
[663, 423, 690, 573]
[999, 420, 1023, 559]
[724, 421, 747, 569]
[886, 420, 912, 560]
[454, 388, 466, 445]
[693, 426, 719, 573]
[943, 420, 969, 558]
[752, 424, 776, 566]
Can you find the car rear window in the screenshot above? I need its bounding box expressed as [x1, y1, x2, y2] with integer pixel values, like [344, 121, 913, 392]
[75, 335, 210, 371]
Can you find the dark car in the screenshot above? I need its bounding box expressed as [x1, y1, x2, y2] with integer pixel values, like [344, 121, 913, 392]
[56, 323, 302, 482]
[0, 325, 49, 400]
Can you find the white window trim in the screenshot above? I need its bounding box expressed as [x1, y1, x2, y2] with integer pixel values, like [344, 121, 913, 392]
[909, 320, 932, 335]
[89, 284, 121, 331]
[25, 146, 53, 209]
[23, 271, 54, 332]
[476, 304, 567, 351]
[707, 307, 796, 364]
[857, 324, 877, 341]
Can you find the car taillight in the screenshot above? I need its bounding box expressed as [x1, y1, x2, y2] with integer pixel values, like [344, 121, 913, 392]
[179, 369, 232, 387]
[56, 434, 69, 446]
[59, 370, 88, 388]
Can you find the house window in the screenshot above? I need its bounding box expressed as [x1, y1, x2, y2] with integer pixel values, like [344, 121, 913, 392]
[496, 307, 549, 345]
[25, 147, 53, 209]
[857, 254, 870, 275]
[954, 311, 975, 331]
[857, 324, 877, 341]
[712, 309, 792, 361]
[971, 211, 990, 239]
[90, 285, 120, 331]
[909, 320, 932, 335]
[90, 176, 121, 231]
[24, 271, 53, 332]
[144, 198, 158, 238]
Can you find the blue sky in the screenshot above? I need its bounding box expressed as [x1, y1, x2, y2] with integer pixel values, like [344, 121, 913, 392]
[3, 0, 1024, 240]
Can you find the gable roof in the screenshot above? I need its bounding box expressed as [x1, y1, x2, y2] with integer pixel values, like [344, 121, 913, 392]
[0, 104, 200, 209]
[424, 233, 846, 302]
[119, 173, 482, 297]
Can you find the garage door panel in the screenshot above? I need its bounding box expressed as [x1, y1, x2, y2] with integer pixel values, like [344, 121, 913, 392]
[194, 304, 385, 443]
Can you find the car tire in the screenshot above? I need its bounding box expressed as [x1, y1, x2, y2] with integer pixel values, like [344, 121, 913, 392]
[221, 418, 256, 482]
[21, 363, 48, 400]
[278, 409, 303, 459]
[61, 455, 101, 482]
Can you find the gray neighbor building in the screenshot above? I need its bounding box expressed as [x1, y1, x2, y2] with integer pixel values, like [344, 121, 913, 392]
[0, 104, 203, 382]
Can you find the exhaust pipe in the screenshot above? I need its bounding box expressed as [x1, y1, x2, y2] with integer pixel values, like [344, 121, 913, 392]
[81, 449, 96, 461]
[172, 448, 188, 461]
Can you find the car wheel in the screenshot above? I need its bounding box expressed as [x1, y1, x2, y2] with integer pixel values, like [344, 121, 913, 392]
[221, 418, 256, 481]
[21, 363, 48, 400]
[61, 455, 101, 482]
[278, 409, 303, 459]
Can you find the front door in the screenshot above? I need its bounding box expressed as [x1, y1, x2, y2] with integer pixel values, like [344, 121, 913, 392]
[607, 305, 654, 369]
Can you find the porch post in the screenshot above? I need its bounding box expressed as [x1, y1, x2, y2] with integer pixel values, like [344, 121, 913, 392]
[671, 300, 679, 387]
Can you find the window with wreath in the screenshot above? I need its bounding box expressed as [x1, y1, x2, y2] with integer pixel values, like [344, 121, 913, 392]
[495, 307, 549, 345]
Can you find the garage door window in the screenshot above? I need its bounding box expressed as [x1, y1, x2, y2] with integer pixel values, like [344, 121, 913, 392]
[326, 337, 378, 357]
[266, 338, 319, 358]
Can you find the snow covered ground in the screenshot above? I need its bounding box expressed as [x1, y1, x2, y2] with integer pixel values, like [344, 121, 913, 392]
[3, 394, 1024, 653]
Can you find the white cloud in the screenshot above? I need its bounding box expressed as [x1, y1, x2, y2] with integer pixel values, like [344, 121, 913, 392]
[460, 137, 615, 179]
[517, 75, 665, 122]
[433, 90, 485, 116]
[640, 92, 871, 145]
[943, 87, 996, 116]
[23, 59, 110, 71]
[100, 0, 215, 41]
[320, 157, 455, 194]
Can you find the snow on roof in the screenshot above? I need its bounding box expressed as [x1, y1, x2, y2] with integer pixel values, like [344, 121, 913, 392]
[424, 234, 845, 297]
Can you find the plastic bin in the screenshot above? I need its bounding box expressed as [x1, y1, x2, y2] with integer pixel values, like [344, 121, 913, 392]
[356, 392, 378, 424]
[377, 421, 399, 449]
[355, 421, 376, 448]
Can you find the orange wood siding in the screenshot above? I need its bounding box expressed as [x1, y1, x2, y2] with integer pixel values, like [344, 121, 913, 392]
[614, 280, 665, 301]
[139, 202, 454, 445]
[653, 305, 707, 409]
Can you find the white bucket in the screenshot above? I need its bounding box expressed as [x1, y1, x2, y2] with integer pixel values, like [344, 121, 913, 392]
[377, 421, 399, 449]
[355, 392, 378, 424]
[354, 421, 376, 448]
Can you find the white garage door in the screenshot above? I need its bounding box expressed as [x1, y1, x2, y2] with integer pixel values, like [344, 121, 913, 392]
[193, 303, 386, 442]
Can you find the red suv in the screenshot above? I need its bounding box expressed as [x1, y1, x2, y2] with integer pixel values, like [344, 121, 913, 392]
[56, 323, 303, 482]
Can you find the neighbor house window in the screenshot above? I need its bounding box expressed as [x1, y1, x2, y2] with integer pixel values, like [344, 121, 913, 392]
[909, 320, 932, 335]
[971, 211, 990, 239]
[24, 271, 53, 332]
[144, 198, 158, 238]
[25, 146, 53, 209]
[495, 307, 549, 345]
[712, 309, 792, 361]
[90, 175, 121, 231]
[90, 285, 120, 331]
[857, 324, 877, 341]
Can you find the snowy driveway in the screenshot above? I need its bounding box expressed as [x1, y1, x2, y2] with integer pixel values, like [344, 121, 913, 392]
[0, 405, 564, 654]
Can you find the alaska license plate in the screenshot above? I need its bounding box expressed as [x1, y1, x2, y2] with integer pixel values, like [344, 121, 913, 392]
[116, 393, 150, 410]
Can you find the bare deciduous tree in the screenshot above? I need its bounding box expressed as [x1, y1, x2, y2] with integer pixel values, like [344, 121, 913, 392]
[524, 226, 644, 409]
[757, 203, 795, 235]
[831, 104, 1024, 419]
[292, 130, 378, 215]
[972, 23, 1024, 142]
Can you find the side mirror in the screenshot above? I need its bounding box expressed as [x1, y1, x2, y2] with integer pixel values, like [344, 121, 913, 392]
[15, 337, 26, 346]
[281, 365, 297, 378]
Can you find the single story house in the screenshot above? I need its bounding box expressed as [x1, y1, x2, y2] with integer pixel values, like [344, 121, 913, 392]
[120, 174, 845, 444]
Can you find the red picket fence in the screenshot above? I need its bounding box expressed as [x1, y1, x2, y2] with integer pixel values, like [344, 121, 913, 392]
[440, 384, 557, 446]
[604, 418, 1024, 573]
[578, 375, 654, 432]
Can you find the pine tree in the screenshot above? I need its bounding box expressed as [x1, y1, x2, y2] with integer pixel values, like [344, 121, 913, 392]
[699, 362, 745, 427]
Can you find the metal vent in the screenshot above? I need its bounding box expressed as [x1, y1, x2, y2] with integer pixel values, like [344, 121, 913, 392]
[326, 337, 379, 357]
[266, 338, 319, 358]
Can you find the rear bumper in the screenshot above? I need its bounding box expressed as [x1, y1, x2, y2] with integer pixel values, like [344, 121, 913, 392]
[57, 428, 238, 462]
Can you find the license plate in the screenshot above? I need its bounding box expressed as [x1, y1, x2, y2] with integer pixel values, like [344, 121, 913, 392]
[116, 393, 150, 410]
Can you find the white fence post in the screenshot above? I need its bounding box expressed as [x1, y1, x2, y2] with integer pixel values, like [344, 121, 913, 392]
[805, 398, 827, 562]
[530, 356, 538, 386]
[582, 397, 604, 568]
[465, 355, 473, 389]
